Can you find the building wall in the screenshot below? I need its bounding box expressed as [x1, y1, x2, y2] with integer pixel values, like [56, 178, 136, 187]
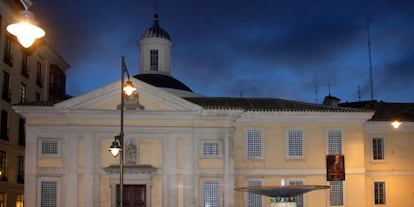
[364, 122, 414, 206]
[15, 81, 414, 207]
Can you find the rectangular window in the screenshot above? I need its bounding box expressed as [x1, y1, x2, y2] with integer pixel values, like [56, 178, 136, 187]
[0, 192, 6, 207]
[203, 142, 220, 156]
[2, 71, 11, 103]
[203, 180, 220, 207]
[150, 49, 159, 71]
[0, 110, 8, 141]
[246, 180, 262, 207]
[36, 62, 43, 87]
[374, 181, 386, 205]
[20, 83, 27, 103]
[372, 137, 385, 160]
[0, 151, 7, 181]
[41, 181, 57, 207]
[17, 156, 24, 184]
[16, 193, 23, 207]
[286, 129, 304, 158]
[18, 118, 25, 146]
[36, 92, 41, 101]
[288, 180, 304, 207]
[21, 52, 29, 77]
[245, 129, 263, 158]
[40, 139, 59, 157]
[327, 129, 342, 154]
[3, 37, 13, 66]
[329, 181, 343, 206]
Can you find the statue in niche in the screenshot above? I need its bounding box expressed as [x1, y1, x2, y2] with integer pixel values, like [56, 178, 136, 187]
[126, 139, 137, 165]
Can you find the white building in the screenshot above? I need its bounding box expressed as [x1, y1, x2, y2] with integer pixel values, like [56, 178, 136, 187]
[14, 13, 414, 207]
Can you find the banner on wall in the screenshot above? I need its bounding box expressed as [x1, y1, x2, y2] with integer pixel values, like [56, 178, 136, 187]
[326, 154, 345, 181]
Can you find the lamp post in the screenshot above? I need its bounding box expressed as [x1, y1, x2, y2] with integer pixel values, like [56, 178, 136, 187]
[6, 0, 45, 48]
[109, 56, 136, 207]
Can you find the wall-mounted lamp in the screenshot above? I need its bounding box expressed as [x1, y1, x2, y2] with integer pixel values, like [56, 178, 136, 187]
[6, 0, 45, 48]
[391, 119, 401, 129]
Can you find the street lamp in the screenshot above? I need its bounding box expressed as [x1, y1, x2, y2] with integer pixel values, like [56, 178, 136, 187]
[6, 0, 45, 48]
[108, 56, 136, 207]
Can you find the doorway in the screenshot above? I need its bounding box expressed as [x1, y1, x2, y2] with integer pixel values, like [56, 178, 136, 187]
[117, 184, 146, 207]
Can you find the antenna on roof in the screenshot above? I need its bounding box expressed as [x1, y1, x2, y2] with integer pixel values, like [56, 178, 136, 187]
[315, 84, 318, 103]
[328, 83, 331, 96]
[358, 86, 361, 102]
[366, 17, 374, 100]
[154, 0, 159, 13]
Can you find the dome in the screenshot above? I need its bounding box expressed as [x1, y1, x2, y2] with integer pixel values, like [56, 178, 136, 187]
[140, 14, 171, 41]
[133, 73, 192, 92]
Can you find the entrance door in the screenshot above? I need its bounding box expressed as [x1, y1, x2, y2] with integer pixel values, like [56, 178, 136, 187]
[117, 185, 146, 207]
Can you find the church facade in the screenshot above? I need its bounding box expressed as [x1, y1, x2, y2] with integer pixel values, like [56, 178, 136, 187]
[14, 14, 414, 207]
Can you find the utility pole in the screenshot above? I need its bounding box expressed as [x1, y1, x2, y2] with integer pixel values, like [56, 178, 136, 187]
[366, 17, 374, 100]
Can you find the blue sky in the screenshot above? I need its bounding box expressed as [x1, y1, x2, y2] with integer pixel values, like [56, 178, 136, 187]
[32, 0, 414, 103]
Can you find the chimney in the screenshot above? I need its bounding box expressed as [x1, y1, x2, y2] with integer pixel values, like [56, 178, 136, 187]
[323, 95, 341, 106]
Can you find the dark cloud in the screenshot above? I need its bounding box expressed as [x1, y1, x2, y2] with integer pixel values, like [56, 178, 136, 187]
[28, 0, 414, 102]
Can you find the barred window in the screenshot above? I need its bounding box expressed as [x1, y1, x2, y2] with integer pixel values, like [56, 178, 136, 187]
[245, 129, 263, 158]
[287, 129, 303, 158]
[20, 82, 27, 103]
[41, 181, 57, 207]
[288, 180, 304, 207]
[372, 138, 385, 160]
[246, 180, 262, 207]
[327, 129, 342, 154]
[203, 180, 220, 207]
[40, 139, 59, 156]
[374, 181, 386, 205]
[329, 181, 343, 206]
[203, 142, 220, 156]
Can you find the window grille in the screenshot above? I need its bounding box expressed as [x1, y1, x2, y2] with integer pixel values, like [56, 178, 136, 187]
[245, 129, 262, 158]
[327, 129, 342, 154]
[374, 182, 386, 204]
[41, 139, 58, 155]
[203, 180, 220, 207]
[41, 181, 57, 207]
[20, 83, 27, 103]
[247, 180, 262, 207]
[329, 181, 343, 206]
[287, 129, 303, 158]
[203, 142, 220, 156]
[372, 138, 385, 160]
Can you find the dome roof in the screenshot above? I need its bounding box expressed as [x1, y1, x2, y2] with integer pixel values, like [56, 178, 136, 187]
[134, 73, 192, 92]
[140, 14, 171, 41]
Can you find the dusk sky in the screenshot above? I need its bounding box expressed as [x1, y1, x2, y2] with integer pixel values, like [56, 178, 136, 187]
[31, 0, 413, 103]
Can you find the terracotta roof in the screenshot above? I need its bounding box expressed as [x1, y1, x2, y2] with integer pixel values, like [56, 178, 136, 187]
[340, 101, 414, 121]
[185, 97, 368, 112]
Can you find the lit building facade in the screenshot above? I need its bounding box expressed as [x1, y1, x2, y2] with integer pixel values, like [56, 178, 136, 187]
[0, 0, 69, 206]
[14, 13, 414, 207]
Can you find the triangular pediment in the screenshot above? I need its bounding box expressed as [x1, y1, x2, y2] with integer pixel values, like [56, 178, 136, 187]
[55, 78, 202, 111]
